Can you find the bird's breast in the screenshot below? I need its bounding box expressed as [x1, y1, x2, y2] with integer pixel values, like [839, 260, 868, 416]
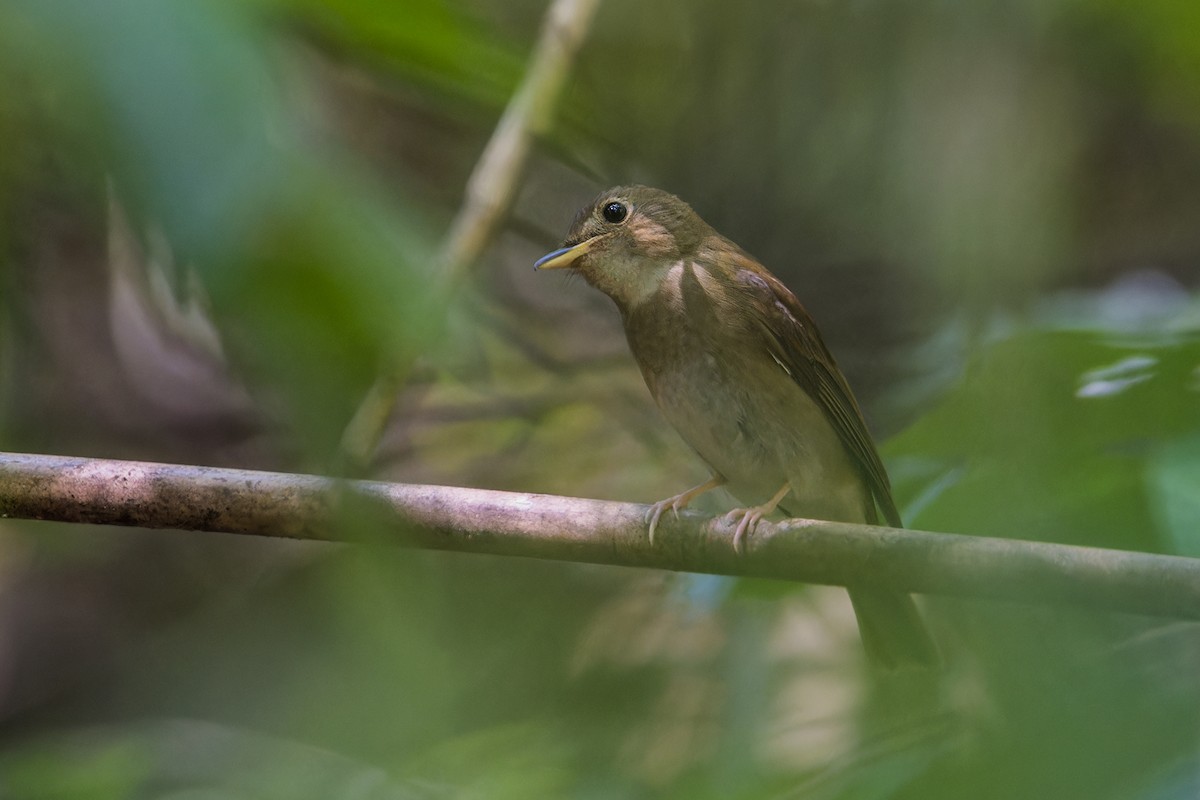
[622, 281, 867, 518]
[639, 341, 779, 494]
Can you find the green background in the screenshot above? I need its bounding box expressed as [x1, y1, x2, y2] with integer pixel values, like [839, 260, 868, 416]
[0, 0, 1198, 797]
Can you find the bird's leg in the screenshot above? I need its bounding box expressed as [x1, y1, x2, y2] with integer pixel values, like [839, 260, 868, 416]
[645, 474, 727, 544]
[725, 483, 791, 554]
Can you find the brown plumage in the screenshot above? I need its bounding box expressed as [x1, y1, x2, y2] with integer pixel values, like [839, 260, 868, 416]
[536, 185, 937, 669]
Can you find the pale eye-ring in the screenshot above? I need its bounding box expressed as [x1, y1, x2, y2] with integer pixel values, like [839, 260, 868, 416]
[602, 201, 628, 224]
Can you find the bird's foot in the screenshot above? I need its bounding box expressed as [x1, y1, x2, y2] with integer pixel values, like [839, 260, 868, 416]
[723, 484, 792, 554]
[644, 475, 726, 544]
[645, 496, 687, 545]
[724, 506, 768, 554]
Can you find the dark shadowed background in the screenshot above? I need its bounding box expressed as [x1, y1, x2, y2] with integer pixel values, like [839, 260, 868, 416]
[0, 0, 1198, 797]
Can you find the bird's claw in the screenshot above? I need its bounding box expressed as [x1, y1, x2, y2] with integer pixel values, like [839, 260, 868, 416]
[645, 497, 684, 545]
[725, 507, 766, 555]
[644, 476, 728, 545]
[724, 484, 790, 554]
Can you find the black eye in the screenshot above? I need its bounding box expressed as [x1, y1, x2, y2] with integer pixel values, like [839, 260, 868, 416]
[602, 201, 628, 224]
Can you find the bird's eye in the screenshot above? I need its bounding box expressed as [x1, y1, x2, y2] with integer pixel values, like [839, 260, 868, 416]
[602, 201, 628, 224]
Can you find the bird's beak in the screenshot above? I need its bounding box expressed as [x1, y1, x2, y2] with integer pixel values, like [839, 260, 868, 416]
[533, 233, 610, 270]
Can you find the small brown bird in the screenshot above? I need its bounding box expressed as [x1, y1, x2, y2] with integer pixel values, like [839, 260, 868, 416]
[535, 185, 937, 668]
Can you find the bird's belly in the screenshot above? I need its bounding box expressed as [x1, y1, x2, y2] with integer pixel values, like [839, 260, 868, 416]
[650, 354, 867, 521]
[654, 368, 779, 494]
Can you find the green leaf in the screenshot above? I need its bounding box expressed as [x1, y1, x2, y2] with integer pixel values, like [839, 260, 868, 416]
[887, 329, 1200, 551]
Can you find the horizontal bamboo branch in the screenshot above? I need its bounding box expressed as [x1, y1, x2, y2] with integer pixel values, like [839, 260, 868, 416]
[0, 451, 1196, 619]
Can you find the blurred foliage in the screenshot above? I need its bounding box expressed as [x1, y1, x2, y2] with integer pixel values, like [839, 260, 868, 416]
[1, 0, 1199, 798]
[890, 324, 1200, 551]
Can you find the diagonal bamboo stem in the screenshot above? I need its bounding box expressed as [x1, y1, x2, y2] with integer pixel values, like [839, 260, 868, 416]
[339, 0, 604, 468]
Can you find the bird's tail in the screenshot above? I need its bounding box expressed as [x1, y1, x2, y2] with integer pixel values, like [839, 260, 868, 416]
[848, 587, 940, 670]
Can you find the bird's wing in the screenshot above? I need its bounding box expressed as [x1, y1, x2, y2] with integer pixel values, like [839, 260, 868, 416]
[728, 257, 902, 527]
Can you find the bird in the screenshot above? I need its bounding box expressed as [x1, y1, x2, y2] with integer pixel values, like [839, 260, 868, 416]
[534, 185, 938, 669]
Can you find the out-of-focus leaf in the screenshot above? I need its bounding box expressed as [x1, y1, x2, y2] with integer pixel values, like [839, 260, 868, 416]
[205, 169, 438, 459]
[0, 720, 432, 800]
[397, 724, 573, 799]
[8, 0, 284, 263]
[888, 328, 1200, 551]
[1090, 0, 1200, 129]
[0, 739, 150, 800]
[1146, 433, 1200, 557]
[260, 0, 523, 109]
[4, 0, 440, 461]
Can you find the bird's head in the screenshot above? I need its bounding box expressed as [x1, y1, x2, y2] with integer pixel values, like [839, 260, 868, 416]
[534, 186, 713, 309]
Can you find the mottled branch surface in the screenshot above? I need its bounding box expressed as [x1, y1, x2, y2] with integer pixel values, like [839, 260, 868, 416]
[1, 452, 1197, 619]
